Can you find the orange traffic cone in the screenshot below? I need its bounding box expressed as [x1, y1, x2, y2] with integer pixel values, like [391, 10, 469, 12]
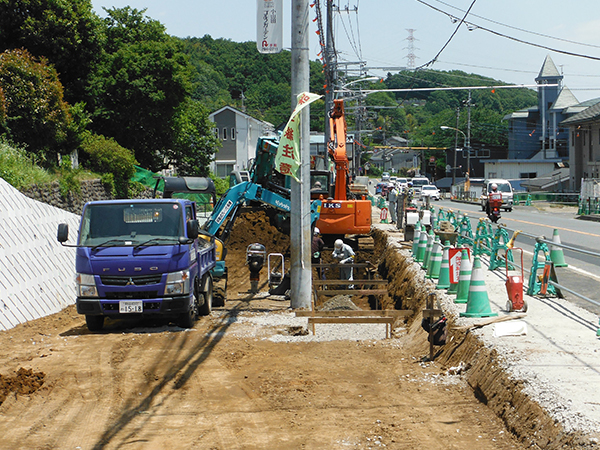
[454, 248, 472, 304]
[460, 256, 498, 318]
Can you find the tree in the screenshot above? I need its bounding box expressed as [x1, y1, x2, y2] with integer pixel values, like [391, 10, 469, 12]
[0, 49, 74, 165]
[0, 0, 102, 103]
[167, 99, 221, 176]
[87, 7, 193, 171]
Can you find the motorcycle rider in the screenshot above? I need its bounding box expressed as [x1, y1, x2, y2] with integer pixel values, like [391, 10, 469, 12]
[487, 183, 502, 221]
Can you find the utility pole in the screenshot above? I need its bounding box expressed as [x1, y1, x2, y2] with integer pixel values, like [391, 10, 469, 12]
[323, 0, 336, 146]
[289, 0, 311, 309]
[466, 90, 472, 191]
[453, 106, 460, 187]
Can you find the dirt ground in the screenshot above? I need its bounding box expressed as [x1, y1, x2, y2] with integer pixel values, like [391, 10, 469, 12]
[0, 212, 528, 450]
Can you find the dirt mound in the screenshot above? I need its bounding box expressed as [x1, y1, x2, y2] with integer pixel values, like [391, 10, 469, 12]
[228, 210, 290, 257]
[0, 368, 45, 405]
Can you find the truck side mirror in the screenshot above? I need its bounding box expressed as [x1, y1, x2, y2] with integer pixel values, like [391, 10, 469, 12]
[186, 219, 199, 240]
[57, 223, 69, 243]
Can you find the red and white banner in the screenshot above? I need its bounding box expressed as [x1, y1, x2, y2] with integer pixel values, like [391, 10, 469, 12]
[257, 0, 283, 54]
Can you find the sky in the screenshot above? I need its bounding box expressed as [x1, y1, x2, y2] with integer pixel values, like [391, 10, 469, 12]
[91, 0, 600, 102]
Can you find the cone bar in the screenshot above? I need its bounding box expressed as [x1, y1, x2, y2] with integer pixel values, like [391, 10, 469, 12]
[549, 229, 568, 267]
[426, 237, 442, 279]
[454, 248, 472, 304]
[460, 256, 498, 317]
[436, 241, 451, 289]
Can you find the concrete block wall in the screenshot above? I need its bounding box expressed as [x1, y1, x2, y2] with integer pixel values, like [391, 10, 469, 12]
[0, 178, 81, 331]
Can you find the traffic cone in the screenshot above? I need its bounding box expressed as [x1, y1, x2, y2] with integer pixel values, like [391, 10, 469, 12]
[454, 249, 472, 304]
[426, 237, 442, 279]
[411, 221, 421, 255]
[460, 256, 498, 317]
[436, 241, 451, 289]
[415, 225, 427, 263]
[549, 229, 568, 267]
[422, 230, 435, 270]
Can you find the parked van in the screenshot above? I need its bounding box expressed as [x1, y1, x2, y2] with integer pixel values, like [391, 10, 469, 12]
[480, 178, 514, 212]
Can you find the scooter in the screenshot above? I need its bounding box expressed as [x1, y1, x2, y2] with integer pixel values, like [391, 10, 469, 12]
[487, 192, 503, 223]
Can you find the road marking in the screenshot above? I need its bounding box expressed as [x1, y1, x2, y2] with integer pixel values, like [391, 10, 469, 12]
[500, 217, 600, 238]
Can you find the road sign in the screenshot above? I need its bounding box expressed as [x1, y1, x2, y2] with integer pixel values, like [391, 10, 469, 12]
[449, 248, 471, 284]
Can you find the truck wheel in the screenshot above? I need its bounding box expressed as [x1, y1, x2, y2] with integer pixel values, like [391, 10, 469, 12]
[177, 297, 198, 329]
[86, 315, 104, 332]
[198, 276, 213, 316]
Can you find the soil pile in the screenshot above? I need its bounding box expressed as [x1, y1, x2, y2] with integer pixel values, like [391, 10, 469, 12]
[0, 368, 45, 405]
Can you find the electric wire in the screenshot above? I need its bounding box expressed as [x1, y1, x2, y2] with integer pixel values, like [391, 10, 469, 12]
[416, 0, 479, 69]
[431, 0, 600, 50]
[415, 0, 600, 62]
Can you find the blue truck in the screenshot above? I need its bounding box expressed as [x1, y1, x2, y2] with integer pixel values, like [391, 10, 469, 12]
[57, 197, 217, 331]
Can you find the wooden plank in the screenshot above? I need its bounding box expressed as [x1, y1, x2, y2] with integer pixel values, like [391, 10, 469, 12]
[307, 317, 395, 325]
[315, 289, 388, 296]
[313, 279, 388, 286]
[295, 310, 412, 317]
[422, 309, 443, 319]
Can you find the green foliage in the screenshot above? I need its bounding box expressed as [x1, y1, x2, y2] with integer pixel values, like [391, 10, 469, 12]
[87, 7, 193, 171]
[0, 49, 73, 166]
[0, 138, 53, 189]
[100, 173, 115, 197]
[58, 157, 81, 198]
[127, 180, 148, 199]
[0, 0, 103, 102]
[80, 132, 137, 198]
[168, 99, 221, 176]
[210, 173, 230, 197]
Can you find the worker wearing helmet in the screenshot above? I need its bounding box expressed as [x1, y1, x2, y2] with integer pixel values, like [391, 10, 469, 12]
[311, 227, 325, 278]
[491, 183, 498, 192]
[332, 239, 355, 283]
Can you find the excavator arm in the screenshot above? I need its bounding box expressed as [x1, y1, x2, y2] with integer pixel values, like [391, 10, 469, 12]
[329, 99, 350, 201]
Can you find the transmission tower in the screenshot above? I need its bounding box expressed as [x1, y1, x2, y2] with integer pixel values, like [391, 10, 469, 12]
[404, 29, 419, 70]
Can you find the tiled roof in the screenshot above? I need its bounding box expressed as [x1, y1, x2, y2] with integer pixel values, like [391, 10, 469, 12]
[560, 100, 600, 125]
[551, 86, 579, 110]
[536, 55, 561, 80]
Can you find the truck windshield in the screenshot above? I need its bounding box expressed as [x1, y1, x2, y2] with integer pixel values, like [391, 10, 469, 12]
[412, 178, 429, 188]
[78, 203, 184, 247]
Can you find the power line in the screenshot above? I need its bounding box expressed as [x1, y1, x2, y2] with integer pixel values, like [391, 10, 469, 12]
[415, 0, 600, 62]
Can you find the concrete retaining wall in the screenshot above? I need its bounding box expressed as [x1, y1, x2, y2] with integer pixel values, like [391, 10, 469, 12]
[0, 179, 81, 331]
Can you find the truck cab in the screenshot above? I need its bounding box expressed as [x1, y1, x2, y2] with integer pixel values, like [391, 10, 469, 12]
[58, 198, 216, 331]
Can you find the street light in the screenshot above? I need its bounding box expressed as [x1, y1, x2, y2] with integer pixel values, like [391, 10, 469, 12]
[440, 125, 468, 188]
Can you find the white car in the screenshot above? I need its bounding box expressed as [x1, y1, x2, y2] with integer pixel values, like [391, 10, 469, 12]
[420, 185, 440, 201]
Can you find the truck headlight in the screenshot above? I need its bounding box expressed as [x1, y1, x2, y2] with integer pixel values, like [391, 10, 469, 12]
[164, 270, 190, 296]
[76, 273, 98, 297]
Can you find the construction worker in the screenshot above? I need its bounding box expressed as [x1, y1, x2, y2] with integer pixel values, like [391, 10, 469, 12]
[311, 227, 325, 278]
[332, 239, 355, 282]
[388, 184, 399, 224]
[486, 183, 500, 215]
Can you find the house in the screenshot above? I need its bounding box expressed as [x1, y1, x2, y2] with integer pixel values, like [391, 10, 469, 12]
[560, 101, 600, 191]
[209, 106, 275, 177]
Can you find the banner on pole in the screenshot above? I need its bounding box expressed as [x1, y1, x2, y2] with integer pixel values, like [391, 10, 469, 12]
[275, 92, 322, 181]
[257, 0, 283, 54]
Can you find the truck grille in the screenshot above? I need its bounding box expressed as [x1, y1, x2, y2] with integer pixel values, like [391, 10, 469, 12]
[105, 291, 158, 300]
[100, 274, 162, 286]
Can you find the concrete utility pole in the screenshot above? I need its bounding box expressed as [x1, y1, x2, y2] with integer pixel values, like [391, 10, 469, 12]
[324, 0, 335, 146]
[290, 0, 312, 309]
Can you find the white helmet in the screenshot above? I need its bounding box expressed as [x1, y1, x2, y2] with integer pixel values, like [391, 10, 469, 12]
[334, 239, 343, 250]
[491, 183, 498, 191]
[314, 227, 320, 235]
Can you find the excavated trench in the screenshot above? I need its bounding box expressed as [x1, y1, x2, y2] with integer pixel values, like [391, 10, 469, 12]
[225, 212, 591, 449]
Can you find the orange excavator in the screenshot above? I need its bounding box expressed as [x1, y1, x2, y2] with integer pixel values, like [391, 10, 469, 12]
[312, 99, 372, 241]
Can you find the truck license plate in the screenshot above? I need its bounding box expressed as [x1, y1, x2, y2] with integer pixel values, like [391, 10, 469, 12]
[119, 300, 143, 313]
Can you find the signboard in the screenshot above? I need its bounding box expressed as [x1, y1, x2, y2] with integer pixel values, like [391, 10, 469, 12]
[257, 0, 283, 54]
[449, 248, 471, 284]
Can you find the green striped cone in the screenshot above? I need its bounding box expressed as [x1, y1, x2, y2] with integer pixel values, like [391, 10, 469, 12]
[436, 241, 451, 289]
[426, 237, 442, 279]
[415, 225, 428, 263]
[454, 249, 472, 304]
[461, 256, 498, 317]
[411, 222, 421, 255]
[422, 230, 435, 270]
[550, 229, 568, 267]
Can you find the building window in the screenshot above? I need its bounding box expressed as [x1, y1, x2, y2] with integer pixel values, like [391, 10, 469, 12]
[520, 172, 537, 179]
[231, 128, 236, 140]
[214, 128, 219, 139]
[216, 164, 234, 178]
[222, 128, 227, 140]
